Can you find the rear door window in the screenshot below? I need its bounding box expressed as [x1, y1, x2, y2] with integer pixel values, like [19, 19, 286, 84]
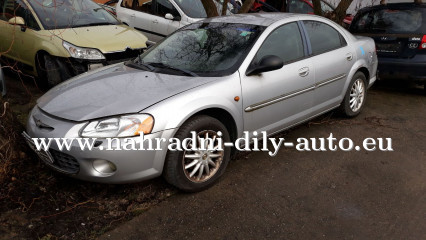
[351, 8, 426, 34]
[133, 0, 154, 14]
[121, 0, 134, 8]
[303, 20, 346, 55]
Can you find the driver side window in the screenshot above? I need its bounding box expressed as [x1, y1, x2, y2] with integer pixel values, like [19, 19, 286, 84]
[254, 22, 305, 65]
[0, 0, 39, 30]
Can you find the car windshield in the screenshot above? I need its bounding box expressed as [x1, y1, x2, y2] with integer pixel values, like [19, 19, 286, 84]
[28, 0, 119, 30]
[137, 22, 265, 77]
[174, 0, 232, 18]
[351, 8, 426, 34]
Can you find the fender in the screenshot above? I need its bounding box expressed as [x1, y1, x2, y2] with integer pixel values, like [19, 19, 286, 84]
[142, 72, 244, 138]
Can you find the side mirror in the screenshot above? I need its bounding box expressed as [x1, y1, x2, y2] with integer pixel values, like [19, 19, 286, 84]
[8, 16, 26, 32]
[8, 16, 25, 26]
[165, 13, 180, 21]
[247, 55, 284, 76]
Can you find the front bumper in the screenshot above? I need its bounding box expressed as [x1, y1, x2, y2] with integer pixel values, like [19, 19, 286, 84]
[378, 55, 426, 84]
[26, 107, 176, 184]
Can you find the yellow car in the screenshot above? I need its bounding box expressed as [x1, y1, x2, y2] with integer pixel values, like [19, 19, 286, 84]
[0, 0, 147, 87]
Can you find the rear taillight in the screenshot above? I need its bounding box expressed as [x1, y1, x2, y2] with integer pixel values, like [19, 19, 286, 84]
[420, 35, 426, 49]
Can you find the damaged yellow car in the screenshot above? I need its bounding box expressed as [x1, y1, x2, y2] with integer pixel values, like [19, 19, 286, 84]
[0, 0, 147, 87]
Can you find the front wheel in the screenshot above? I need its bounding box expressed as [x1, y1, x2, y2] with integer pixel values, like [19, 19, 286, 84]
[163, 115, 231, 192]
[340, 72, 367, 117]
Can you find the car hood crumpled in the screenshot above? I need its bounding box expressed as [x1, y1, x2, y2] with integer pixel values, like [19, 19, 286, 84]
[50, 25, 147, 53]
[37, 63, 216, 122]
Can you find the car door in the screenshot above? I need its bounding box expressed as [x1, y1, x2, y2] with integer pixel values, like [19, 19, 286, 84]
[130, 0, 158, 40]
[241, 22, 315, 135]
[0, 0, 18, 59]
[153, 0, 181, 35]
[302, 20, 354, 114]
[0, 0, 40, 66]
[117, 0, 136, 26]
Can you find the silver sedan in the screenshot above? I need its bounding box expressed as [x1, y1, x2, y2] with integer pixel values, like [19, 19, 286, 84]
[25, 13, 377, 192]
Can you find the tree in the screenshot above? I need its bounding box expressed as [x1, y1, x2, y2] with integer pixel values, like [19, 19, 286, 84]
[222, 0, 229, 15]
[312, 0, 323, 16]
[312, 0, 354, 25]
[201, 0, 219, 17]
[414, 0, 423, 3]
[238, 0, 255, 13]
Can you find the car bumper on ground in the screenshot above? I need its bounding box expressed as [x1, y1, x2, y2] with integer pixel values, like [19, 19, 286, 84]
[378, 56, 426, 84]
[25, 107, 175, 184]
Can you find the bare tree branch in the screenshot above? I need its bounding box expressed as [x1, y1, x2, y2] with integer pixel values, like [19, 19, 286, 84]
[222, 0, 229, 16]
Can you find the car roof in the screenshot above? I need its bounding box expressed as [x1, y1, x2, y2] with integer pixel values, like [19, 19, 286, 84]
[202, 12, 300, 26]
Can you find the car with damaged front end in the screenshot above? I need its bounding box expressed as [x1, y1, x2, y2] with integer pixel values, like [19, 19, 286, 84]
[0, 0, 147, 87]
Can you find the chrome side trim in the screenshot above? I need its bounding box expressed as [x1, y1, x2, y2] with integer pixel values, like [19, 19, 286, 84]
[315, 74, 347, 88]
[245, 74, 347, 113]
[245, 85, 316, 112]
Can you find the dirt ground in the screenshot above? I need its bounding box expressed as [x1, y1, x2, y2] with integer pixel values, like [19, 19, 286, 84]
[1, 71, 425, 240]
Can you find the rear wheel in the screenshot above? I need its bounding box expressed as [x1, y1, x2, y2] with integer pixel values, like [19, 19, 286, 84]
[163, 115, 231, 192]
[340, 72, 367, 117]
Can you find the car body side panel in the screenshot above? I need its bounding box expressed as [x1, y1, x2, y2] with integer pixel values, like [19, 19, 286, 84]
[141, 72, 244, 138]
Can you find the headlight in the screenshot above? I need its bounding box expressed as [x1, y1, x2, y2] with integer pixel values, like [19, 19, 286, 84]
[81, 114, 154, 138]
[63, 41, 105, 60]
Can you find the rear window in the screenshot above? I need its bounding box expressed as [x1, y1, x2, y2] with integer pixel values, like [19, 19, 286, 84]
[351, 8, 426, 34]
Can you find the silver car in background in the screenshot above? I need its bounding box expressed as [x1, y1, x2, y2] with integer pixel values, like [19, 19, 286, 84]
[25, 13, 377, 192]
[116, 0, 237, 43]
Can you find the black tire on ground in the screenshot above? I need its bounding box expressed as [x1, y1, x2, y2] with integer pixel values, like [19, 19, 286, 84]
[340, 71, 367, 118]
[43, 55, 63, 87]
[163, 115, 231, 192]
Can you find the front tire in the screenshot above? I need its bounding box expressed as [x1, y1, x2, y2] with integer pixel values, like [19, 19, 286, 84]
[163, 115, 231, 192]
[340, 72, 367, 117]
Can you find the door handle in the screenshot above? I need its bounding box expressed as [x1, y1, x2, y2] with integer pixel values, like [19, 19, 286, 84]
[153, 19, 159, 24]
[346, 53, 353, 61]
[130, 14, 135, 18]
[299, 67, 309, 77]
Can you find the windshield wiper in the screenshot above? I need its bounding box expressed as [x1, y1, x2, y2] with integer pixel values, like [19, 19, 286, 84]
[125, 60, 155, 72]
[73, 22, 115, 28]
[145, 62, 198, 77]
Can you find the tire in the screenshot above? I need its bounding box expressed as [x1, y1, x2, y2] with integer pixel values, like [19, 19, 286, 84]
[43, 55, 63, 87]
[163, 115, 231, 192]
[340, 72, 367, 117]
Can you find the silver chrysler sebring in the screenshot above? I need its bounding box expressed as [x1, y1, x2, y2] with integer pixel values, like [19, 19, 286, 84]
[25, 13, 377, 192]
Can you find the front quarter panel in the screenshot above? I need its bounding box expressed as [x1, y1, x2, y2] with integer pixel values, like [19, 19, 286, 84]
[142, 72, 244, 139]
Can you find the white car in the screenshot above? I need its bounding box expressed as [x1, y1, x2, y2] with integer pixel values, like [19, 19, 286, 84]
[116, 0, 237, 43]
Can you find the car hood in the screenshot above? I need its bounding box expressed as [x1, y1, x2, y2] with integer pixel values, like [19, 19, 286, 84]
[51, 25, 147, 53]
[37, 63, 216, 122]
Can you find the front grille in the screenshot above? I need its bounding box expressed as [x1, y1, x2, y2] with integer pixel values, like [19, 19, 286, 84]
[104, 48, 143, 64]
[49, 149, 80, 174]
